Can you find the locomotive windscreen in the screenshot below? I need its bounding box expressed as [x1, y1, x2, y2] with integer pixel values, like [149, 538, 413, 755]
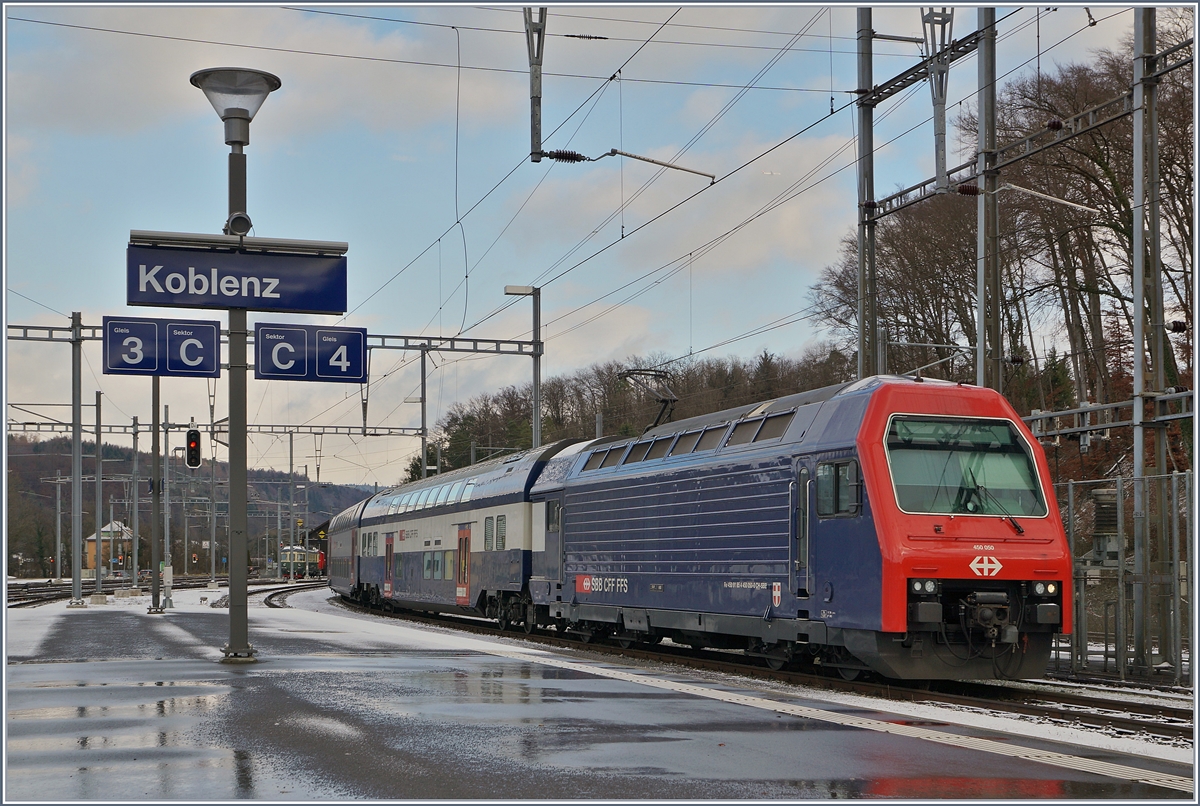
[884, 415, 1048, 517]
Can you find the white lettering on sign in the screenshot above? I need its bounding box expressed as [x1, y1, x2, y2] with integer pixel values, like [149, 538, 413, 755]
[114, 327, 129, 334]
[328, 345, 350, 372]
[179, 338, 203, 366]
[137, 264, 283, 301]
[272, 342, 296, 370]
[140, 264, 164, 292]
[121, 337, 144, 364]
[969, 556, 1003, 576]
[188, 267, 209, 295]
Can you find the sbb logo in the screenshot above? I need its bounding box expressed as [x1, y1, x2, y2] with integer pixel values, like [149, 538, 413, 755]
[576, 575, 593, 593]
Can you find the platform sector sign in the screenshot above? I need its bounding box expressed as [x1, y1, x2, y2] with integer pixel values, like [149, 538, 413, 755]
[102, 316, 221, 378]
[127, 244, 346, 315]
[254, 323, 368, 383]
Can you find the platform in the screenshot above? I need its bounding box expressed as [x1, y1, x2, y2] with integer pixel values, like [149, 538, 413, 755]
[5, 587, 1193, 800]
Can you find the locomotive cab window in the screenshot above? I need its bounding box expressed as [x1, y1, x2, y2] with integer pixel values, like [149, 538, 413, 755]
[816, 460, 860, 517]
[583, 450, 607, 472]
[885, 415, 1048, 516]
[546, 500, 562, 532]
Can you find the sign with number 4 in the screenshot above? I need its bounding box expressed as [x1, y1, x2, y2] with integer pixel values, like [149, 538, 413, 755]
[254, 323, 367, 383]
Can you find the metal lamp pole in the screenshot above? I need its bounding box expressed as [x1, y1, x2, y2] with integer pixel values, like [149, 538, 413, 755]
[190, 67, 280, 662]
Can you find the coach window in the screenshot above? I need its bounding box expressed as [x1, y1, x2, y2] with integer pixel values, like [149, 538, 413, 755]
[444, 551, 455, 580]
[600, 447, 625, 468]
[754, 412, 794, 442]
[726, 418, 761, 446]
[423, 552, 433, 579]
[669, 431, 702, 456]
[816, 460, 860, 517]
[461, 480, 476, 502]
[413, 488, 430, 510]
[448, 480, 465, 503]
[583, 450, 607, 472]
[646, 437, 674, 460]
[435, 484, 453, 507]
[546, 500, 562, 532]
[695, 425, 727, 452]
[484, 516, 495, 551]
[496, 515, 507, 550]
[622, 441, 653, 464]
[432, 552, 443, 579]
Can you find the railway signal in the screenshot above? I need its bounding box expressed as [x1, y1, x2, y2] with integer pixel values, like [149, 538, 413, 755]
[185, 429, 202, 468]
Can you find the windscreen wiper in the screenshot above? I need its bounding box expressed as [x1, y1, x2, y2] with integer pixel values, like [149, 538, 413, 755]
[964, 467, 1024, 534]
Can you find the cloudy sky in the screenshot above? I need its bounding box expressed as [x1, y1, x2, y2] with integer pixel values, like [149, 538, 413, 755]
[5, 3, 1135, 487]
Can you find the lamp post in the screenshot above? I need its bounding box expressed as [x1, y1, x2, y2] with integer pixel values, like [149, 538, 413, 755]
[190, 67, 280, 663]
[504, 285, 542, 449]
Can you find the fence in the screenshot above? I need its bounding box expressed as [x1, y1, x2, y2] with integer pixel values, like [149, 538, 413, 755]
[1050, 472, 1192, 686]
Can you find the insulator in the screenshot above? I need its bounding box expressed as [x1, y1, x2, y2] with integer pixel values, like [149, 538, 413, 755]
[544, 150, 588, 163]
[1168, 320, 1188, 333]
[1046, 119, 1064, 131]
[957, 184, 981, 196]
[861, 199, 877, 210]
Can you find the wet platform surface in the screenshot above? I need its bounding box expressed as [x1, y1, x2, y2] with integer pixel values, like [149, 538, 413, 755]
[6, 587, 1193, 800]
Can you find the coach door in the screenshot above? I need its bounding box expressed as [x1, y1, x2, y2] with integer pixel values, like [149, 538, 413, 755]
[543, 497, 563, 581]
[383, 534, 394, 598]
[350, 528, 359, 588]
[456, 524, 471, 605]
[791, 465, 811, 597]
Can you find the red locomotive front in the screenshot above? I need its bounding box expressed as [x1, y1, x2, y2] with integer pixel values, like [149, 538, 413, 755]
[857, 379, 1072, 678]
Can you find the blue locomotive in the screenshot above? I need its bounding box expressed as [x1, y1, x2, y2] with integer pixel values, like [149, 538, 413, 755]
[329, 376, 1072, 680]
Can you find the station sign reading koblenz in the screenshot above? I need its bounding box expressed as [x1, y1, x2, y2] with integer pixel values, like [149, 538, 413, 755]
[126, 230, 348, 315]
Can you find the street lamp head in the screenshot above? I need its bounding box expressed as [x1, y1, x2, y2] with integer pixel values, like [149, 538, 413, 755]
[504, 285, 537, 296]
[190, 67, 281, 146]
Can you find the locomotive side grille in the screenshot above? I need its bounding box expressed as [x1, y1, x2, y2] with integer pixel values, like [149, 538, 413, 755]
[564, 462, 791, 575]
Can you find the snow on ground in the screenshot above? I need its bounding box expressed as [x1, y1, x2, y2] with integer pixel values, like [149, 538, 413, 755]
[10, 584, 1196, 769]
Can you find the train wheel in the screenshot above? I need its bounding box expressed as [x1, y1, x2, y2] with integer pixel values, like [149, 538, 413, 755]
[615, 636, 635, 649]
[522, 602, 537, 634]
[497, 611, 510, 632]
[837, 667, 861, 681]
[764, 655, 787, 671]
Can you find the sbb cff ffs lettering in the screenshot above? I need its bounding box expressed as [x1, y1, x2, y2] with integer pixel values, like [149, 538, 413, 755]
[186, 429, 202, 468]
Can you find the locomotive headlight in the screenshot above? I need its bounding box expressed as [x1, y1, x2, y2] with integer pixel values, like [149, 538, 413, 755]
[1046, 582, 1057, 595]
[911, 579, 939, 595]
[912, 580, 923, 593]
[924, 580, 937, 593]
[1034, 582, 1046, 595]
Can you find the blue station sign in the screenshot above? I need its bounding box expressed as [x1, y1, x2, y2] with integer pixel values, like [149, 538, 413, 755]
[127, 244, 347, 315]
[102, 316, 221, 378]
[254, 323, 368, 384]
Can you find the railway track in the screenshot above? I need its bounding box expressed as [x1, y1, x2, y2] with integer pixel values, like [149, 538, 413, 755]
[6, 578, 293, 608]
[328, 592, 1194, 742]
